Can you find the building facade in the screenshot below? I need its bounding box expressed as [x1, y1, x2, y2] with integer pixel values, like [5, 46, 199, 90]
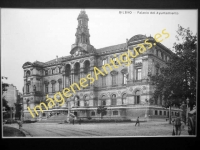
[22, 10, 182, 121]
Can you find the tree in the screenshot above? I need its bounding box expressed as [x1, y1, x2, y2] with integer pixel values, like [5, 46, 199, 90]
[97, 106, 107, 119]
[3, 96, 10, 111]
[150, 25, 197, 123]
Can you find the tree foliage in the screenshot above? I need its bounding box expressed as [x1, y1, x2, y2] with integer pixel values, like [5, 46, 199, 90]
[151, 25, 197, 109]
[97, 106, 107, 119]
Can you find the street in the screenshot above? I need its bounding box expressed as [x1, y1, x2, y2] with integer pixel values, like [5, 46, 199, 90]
[4, 121, 191, 137]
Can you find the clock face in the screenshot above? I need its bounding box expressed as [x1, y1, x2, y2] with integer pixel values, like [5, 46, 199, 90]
[75, 51, 79, 56]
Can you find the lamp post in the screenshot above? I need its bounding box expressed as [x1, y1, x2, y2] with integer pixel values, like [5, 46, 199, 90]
[19, 103, 23, 122]
[186, 97, 190, 125]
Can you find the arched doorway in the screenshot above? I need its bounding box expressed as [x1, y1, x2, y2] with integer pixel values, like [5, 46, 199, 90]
[135, 90, 141, 104]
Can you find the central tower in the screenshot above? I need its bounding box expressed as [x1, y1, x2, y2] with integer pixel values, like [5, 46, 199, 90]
[70, 10, 94, 56]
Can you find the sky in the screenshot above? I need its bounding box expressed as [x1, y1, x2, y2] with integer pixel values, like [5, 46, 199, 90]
[1, 9, 197, 93]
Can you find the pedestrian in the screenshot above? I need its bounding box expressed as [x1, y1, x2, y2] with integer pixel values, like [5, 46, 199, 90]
[18, 120, 22, 129]
[135, 117, 140, 126]
[172, 113, 182, 135]
[79, 118, 81, 125]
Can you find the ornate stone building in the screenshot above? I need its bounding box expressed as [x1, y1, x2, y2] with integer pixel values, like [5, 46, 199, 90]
[22, 10, 181, 121]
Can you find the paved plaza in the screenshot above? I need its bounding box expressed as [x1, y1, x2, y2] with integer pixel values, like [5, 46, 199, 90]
[3, 121, 192, 137]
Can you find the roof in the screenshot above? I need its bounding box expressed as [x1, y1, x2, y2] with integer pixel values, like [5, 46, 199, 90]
[95, 43, 127, 54]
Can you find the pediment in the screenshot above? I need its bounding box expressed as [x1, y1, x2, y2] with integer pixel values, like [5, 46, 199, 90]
[70, 46, 87, 55]
[23, 62, 32, 67]
[128, 34, 147, 44]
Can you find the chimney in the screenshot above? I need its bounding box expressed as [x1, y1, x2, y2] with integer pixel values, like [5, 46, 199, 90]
[56, 56, 58, 62]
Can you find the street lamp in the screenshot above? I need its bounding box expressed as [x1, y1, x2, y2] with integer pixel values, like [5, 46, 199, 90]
[19, 103, 23, 122]
[186, 97, 190, 125]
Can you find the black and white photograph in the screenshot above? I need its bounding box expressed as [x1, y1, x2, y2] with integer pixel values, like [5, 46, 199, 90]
[2, 8, 197, 138]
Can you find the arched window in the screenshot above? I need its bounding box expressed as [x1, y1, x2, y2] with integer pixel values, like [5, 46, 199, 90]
[122, 93, 126, 105]
[135, 90, 141, 104]
[101, 95, 106, 106]
[84, 60, 90, 74]
[111, 94, 117, 105]
[74, 62, 80, 84]
[26, 70, 30, 77]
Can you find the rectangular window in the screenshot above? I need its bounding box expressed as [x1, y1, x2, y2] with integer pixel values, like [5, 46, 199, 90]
[102, 75, 106, 87]
[123, 74, 127, 85]
[156, 50, 158, 56]
[91, 112, 95, 116]
[59, 83, 62, 91]
[45, 70, 48, 75]
[52, 84, 55, 92]
[123, 55, 127, 61]
[52, 69, 55, 74]
[113, 58, 118, 65]
[112, 75, 117, 85]
[27, 85, 29, 93]
[155, 110, 158, 115]
[113, 111, 118, 115]
[161, 52, 164, 59]
[102, 59, 106, 65]
[136, 96, 140, 104]
[59, 68, 62, 73]
[136, 68, 141, 80]
[160, 111, 162, 115]
[164, 111, 166, 116]
[45, 85, 48, 93]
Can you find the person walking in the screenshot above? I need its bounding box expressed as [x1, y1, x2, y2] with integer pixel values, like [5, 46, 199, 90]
[17, 120, 22, 129]
[135, 117, 140, 126]
[72, 118, 75, 125]
[79, 118, 81, 125]
[172, 113, 182, 135]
